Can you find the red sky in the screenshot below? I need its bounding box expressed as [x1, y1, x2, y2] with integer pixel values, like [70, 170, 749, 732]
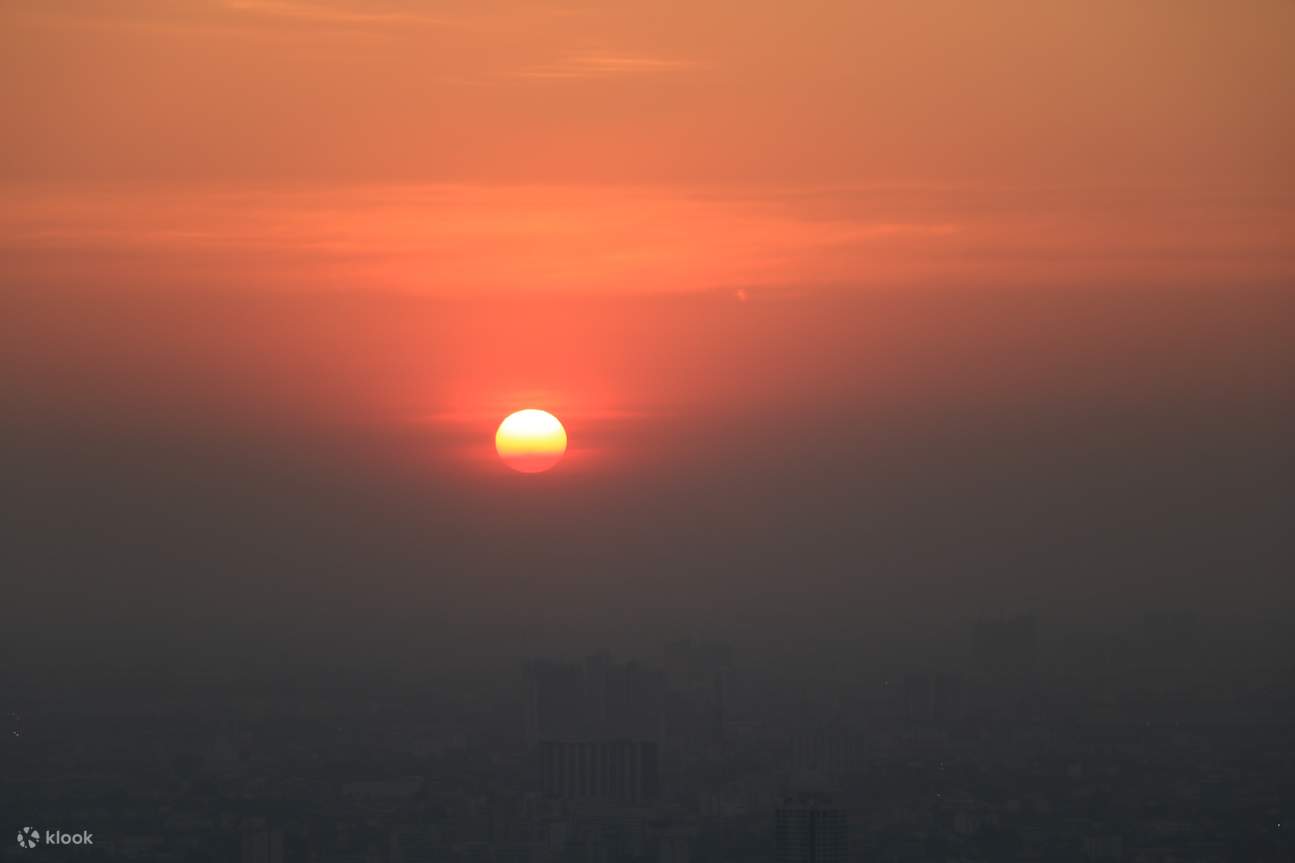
[4, 2, 1293, 449]
[2, 1, 1293, 651]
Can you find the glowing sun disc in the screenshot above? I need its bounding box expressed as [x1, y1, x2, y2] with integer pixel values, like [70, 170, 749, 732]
[495, 409, 568, 473]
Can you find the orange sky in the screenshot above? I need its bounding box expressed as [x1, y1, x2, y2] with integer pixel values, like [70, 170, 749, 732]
[4, 1, 1292, 293]
[5, 1, 1293, 189]
[3, 0, 1293, 466]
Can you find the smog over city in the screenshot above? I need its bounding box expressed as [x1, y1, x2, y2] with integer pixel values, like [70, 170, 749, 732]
[3, 2, 1293, 861]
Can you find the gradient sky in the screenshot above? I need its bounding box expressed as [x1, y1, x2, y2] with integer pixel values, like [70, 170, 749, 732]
[2, 1, 1293, 670]
[5, 0, 1293, 296]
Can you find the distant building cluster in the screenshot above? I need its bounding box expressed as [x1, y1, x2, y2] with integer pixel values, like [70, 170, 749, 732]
[6, 617, 1294, 862]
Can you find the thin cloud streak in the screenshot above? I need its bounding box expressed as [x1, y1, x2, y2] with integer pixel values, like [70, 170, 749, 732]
[0, 184, 963, 296]
[518, 50, 699, 80]
[222, 0, 470, 29]
[9, 0, 580, 40]
[9, 7, 369, 43]
[5, 181, 1289, 298]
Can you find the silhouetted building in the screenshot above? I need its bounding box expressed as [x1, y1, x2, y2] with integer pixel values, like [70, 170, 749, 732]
[792, 726, 865, 775]
[538, 739, 660, 804]
[525, 655, 664, 743]
[525, 659, 587, 743]
[897, 669, 964, 721]
[663, 640, 733, 747]
[240, 818, 284, 863]
[589, 654, 666, 741]
[775, 793, 847, 863]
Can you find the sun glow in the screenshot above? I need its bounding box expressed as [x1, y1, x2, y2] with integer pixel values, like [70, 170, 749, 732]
[495, 409, 568, 473]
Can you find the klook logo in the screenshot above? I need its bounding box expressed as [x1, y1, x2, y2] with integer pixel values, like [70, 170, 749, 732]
[15, 827, 94, 849]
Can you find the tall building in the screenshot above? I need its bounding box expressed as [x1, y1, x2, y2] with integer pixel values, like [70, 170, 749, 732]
[525, 656, 664, 744]
[537, 739, 660, 804]
[240, 818, 284, 863]
[525, 659, 588, 743]
[663, 640, 733, 747]
[775, 794, 847, 863]
[970, 614, 1042, 720]
[791, 726, 865, 775]
[896, 669, 964, 722]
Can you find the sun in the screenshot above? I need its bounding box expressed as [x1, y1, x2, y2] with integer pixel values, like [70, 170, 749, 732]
[495, 409, 568, 473]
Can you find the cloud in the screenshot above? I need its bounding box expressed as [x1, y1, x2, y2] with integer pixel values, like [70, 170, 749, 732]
[222, 0, 461, 28]
[10, 1, 560, 39]
[517, 50, 698, 80]
[6, 182, 1290, 297]
[0, 184, 964, 296]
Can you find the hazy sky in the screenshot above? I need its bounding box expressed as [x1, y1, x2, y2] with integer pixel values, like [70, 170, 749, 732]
[2, 1, 1293, 668]
[4, 0, 1293, 296]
